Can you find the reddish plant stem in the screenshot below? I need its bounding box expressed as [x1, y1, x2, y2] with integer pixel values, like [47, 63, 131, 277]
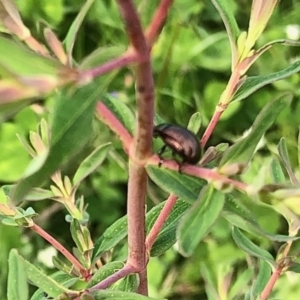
[146, 194, 178, 250]
[200, 70, 241, 148]
[30, 223, 87, 277]
[96, 102, 133, 152]
[117, 0, 155, 295]
[80, 49, 138, 81]
[260, 263, 285, 300]
[147, 156, 248, 192]
[145, 0, 174, 46]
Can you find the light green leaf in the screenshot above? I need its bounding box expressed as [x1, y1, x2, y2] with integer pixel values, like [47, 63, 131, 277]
[73, 143, 111, 185]
[178, 186, 225, 256]
[220, 93, 292, 167]
[7, 249, 28, 300]
[91, 290, 160, 300]
[11, 82, 100, 202]
[231, 227, 274, 263]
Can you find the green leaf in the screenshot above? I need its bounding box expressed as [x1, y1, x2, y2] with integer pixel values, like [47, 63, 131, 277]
[30, 271, 78, 300]
[220, 93, 292, 167]
[86, 261, 125, 288]
[65, 0, 95, 60]
[231, 227, 274, 263]
[278, 138, 299, 185]
[270, 158, 286, 184]
[92, 216, 127, 261]
[11, 82, 100, 202]
[7, 249, 28, 300]
[250, 259, 272, 299]
[101, 94, 135, 135]
[73, 143, 111, 185]
[210, 0, 240, 59]
[147, 166, 205, 202]
[232, 59, 300, 102]
[178, 186, 225, 257]
[149, 199, 191, 257]
[223, 194, 298, 242]
[187, 112, 201, 134]
[90, 290, 160, 300]
[12, 251, 74, 298]
[111, 274, 139, 292]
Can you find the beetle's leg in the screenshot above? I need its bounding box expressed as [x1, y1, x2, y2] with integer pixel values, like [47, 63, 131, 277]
[171, 151, 183, 173]
[157, 145, 167, 167]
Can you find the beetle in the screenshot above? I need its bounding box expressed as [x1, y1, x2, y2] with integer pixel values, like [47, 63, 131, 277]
[153, 123, 201, 171]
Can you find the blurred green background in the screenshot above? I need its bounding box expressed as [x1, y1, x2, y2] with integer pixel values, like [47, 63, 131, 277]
[1, 0, 300, 299]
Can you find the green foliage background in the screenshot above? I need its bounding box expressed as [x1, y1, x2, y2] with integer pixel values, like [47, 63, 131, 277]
[1, 0, 300, 299]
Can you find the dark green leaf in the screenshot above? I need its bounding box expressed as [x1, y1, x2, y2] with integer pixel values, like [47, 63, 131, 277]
[150, 199, 191, 257]
[91, 290, 160, 300]
[111, 274, 139, 292]
[147, 166, 205, 202]
[178, 186, 225, 257]
[86, 261, 125, 288]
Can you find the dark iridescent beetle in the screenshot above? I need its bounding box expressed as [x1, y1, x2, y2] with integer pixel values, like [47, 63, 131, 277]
[153, 123, 201, 171]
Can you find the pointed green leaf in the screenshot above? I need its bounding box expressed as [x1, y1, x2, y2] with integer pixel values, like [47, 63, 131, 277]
[278, 138, 299, 185]
[111, 274, 139, 292]
[232, 227, 274, 263]
[7, 249, 28, 300]
[91, 290, 160, 300]
[220, 93, 292, 167]
[210, 0, 240, 61]
[86, 261, 125, 288]
[270, 158, 286, 184]
[30, 271, 78, 300]
[147, 166, 205, 202]
[11, 82, 100, 202]
[73, 143, 111, 185]
[223, 194, 298, 242]
[71, 219, 86, 253]
[12, 251, 74, 298]
[250, 259, 272, 299]
[100, 94, 135, 134]
[149, 199, 191, 257]
[187, 112, 201, 134]
[232, 59, 300, 102]
[65, 0, 95, 60]
[178, 186, 225, 257]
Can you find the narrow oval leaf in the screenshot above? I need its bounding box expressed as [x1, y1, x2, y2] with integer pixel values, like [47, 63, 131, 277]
[11, 83, 100, 202]
[150, 199, 191, 257]
[110, 274, 139, 292]
[178, 186, 225, 257]
[86, 261, 125, 288]
[223, 194, 299, 242]
[147, 166, 205, 202]
[91, 290, 160, 300]
[220, 93, 292, 167]
[210, 0, 240, 62]
[278, 138, 299, 185]
[12, 251, 74, 298]
[73, 143, 111, 185]
[30, 271, 78, 300]
[231, 227, 274, 263]
[7, 249, 28, 300]
[101, 94, 135, 135]
[250, 259, 272, 299]
[270, 158, 286, 184]
[232, 59, 300, 103]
